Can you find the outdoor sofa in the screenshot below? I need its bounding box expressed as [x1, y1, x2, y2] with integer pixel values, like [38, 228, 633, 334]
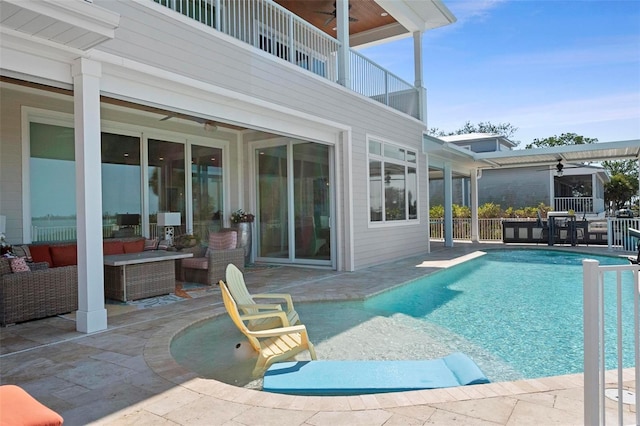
[0, 238, 152, 326]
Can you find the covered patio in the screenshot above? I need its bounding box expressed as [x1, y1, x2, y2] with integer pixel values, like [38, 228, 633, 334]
[424, 137, 640, 247]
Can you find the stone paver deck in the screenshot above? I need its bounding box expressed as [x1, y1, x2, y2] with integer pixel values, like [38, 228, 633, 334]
[1, 243, 636, 425]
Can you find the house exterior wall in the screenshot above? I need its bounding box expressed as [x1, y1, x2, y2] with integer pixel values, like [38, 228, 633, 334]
[0, 0, 430, 271]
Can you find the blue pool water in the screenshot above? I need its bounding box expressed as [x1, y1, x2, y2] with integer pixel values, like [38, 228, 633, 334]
[171, 249, 636, 388]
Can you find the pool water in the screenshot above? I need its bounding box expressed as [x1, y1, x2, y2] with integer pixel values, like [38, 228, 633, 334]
[171, 249, 636, 388]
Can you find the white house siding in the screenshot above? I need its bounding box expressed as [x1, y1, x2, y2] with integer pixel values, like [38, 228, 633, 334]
[1, 0, 430, 271]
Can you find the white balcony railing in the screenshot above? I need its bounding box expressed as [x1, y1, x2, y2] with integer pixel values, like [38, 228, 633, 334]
[583, 260, 639, 426]
[152, 0, 420, 119]
[554, 196, 595, 213]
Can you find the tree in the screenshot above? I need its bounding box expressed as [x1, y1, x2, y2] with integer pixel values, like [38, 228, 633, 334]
[525, 133, 597, 149]
[605, 174, 636, 210]
[428, 121, 519, 140]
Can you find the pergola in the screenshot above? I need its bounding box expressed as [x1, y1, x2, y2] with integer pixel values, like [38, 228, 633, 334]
[423, 136, 640, 247]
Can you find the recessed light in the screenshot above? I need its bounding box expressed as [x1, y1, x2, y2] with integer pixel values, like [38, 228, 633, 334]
[381, 12, 388, 17]
[123, 153, 129, 157]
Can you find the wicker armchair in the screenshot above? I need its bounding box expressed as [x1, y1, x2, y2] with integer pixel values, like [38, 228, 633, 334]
[179, 231, 245, 285]
[0, 259, 78, 326]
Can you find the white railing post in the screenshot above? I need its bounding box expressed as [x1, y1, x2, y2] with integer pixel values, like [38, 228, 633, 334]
[583, 259, 602, 426]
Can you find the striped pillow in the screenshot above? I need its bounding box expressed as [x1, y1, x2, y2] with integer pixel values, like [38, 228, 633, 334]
[206, 231, 237, 255]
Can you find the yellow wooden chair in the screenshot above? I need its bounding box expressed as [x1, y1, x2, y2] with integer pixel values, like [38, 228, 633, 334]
[218, 280, 317, 377]
[225, 263, 300, 330]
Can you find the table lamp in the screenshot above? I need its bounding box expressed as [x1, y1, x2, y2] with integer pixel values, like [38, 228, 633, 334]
[156, 212, 181, 245]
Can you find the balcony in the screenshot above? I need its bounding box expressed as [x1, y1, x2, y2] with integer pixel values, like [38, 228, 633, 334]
[153, 0, 421, 119]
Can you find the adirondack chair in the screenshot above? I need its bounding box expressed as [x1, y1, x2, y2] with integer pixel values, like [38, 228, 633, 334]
[218, 280, 317, 377]
[225, 263, 300, 330]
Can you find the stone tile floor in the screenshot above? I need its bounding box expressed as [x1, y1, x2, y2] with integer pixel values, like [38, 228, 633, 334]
[1, 243, 637, 425]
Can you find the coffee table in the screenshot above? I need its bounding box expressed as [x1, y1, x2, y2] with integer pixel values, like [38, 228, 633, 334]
[103, 251, 193, 302]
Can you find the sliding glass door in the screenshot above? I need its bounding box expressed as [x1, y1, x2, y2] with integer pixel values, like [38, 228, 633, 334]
[256, 141, 332, 265]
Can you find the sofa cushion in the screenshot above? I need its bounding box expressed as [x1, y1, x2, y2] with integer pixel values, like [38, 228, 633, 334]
[29, 244, 53, 267]
[181, 257, 209, 270]
[50, 245, 77, 267]
[10, 257, 31, 273]
[0, 385, 63, 426]
[103, 240, 124, 255]
[123, 239, 145, 253]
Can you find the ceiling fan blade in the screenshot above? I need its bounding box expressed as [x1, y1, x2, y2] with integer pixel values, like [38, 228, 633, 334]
[349, 16, 358, 22]
[324, 16, 335, 26]
[314, 11, 335, 15]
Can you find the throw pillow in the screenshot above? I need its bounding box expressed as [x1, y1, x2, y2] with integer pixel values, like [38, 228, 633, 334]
[11, 245, 33, 262]
[29, 244, 53, 267]
[206, 231, 237, 256]
[144, 238, 159, 251]
[157, 240, 171, 250]
[49, 245, 77, 267]
[10, 257, 31, 273]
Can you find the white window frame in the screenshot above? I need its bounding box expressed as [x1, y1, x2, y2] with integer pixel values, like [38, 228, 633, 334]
[367, 137, 419, 227]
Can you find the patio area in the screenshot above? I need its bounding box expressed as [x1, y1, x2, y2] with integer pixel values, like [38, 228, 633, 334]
[0, 242, 636, 425]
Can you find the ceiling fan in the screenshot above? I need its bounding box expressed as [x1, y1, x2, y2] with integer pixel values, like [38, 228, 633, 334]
[536, 159, 584, 176]
[315, 2, 358, 26]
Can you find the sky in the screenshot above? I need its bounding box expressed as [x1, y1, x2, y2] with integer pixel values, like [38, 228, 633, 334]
[360, 0, 640, 147]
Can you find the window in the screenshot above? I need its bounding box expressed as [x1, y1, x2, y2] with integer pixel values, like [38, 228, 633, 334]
[102, 133, 142, 238]
[368, 140, 418, 223]
[30, 122, 76, 242]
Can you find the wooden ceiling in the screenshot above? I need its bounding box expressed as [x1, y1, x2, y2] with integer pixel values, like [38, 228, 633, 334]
[273, 0, 398, 37]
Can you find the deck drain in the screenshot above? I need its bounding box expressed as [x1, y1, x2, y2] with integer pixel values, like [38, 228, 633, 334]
[605, 388, 636, 405]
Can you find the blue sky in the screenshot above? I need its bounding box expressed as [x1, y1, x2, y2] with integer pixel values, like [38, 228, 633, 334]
[361, 0, 640, 147]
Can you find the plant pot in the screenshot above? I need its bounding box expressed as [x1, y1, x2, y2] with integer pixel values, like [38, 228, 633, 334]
[231, 222, 252, 265]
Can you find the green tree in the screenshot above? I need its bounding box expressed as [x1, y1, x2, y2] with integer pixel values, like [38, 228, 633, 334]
[605, 174, 636, 210]
[525, 133, 597, 149]
[428, 121, 519, 140]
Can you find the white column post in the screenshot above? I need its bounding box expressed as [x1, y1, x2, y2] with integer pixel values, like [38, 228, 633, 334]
[336, 0, 350, 89]
[72, 58, 107, 333]
[443, 163, 453, 247]
[470, 169, 479, 242]
[413, 31, 426, 124]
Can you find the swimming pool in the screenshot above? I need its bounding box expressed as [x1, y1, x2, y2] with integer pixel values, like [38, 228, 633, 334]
[171, 249, 636, 388]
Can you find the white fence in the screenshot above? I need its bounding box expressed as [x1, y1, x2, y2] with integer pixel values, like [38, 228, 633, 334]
[429, 218, 535, 241]
[583, 260, 639, 425]
[152, 0, 420, 118]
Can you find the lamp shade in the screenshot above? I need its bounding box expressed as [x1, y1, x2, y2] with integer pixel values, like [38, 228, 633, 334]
[0, 215, 5, 234]
[157, 212, 181, 227]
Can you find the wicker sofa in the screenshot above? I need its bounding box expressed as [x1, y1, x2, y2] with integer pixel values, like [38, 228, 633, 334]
[0, 238, 150, 326]
[0, 258, 78, 326]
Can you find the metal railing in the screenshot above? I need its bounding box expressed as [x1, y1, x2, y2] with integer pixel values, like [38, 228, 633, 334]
[554, 196, 594, 213]
[152, 0, 420, 118]
[608, 217, 640, 252]
[583, 260, 639, 426]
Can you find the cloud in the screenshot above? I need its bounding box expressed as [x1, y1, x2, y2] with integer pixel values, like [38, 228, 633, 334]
[491, 38, 640, 69]
[445, 0, 508, 24]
